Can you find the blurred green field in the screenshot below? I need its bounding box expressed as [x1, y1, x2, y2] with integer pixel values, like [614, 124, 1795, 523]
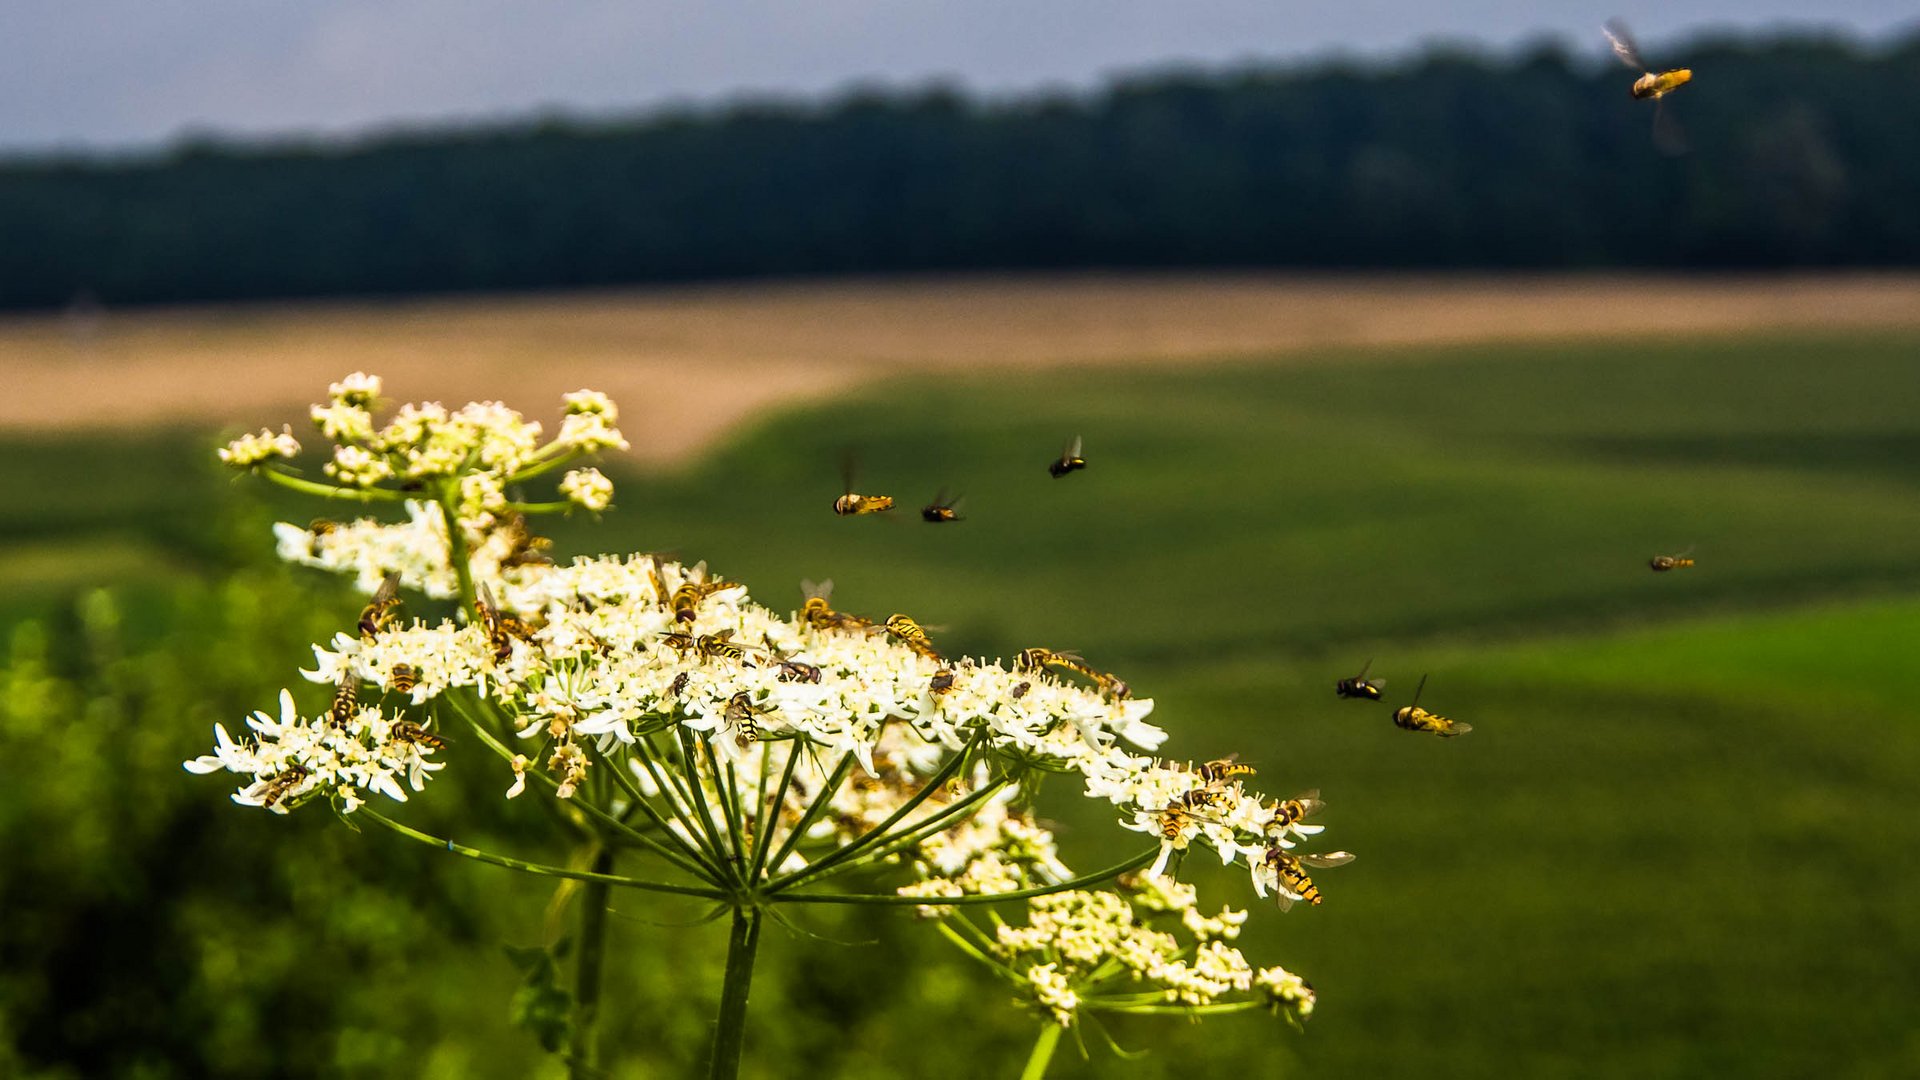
[4, 329, 1919, 1077]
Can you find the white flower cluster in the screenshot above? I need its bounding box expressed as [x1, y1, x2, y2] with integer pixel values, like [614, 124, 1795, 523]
[560, 468, 614, 512]
[218, 426, 301, 469]
[184, 689, 444, 814]
[992, 886, 1265, 1024]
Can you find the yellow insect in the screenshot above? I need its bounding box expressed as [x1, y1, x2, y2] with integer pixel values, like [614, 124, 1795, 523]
[389, 664, 419, 694]
[799, 579, 877, 634]
[1392, 675, 1473, 738]
[672, 568, 742, 624]
[660, 631, 700, 657]
[777, 659, 824, 684]
[475, 583, 538, 662]
[358, 573, 403, 639]
[724, 692, 766, 742]
[1649, 548, 1696, 572]
[498, 513, 554, 570]
[920, 488, 964, 524]
[258, 765, 310, 809]
[1605, 20, 1691, 152]
[1268, 790, 1325, 834]
[1048, 434, 1087, 479]
[834, 455, 895, 516]
[696, 629, 758, 665]
[1265, 848, 1356, 911]
[1197, 756, 1255, 784]
[390, 721, 447, 751]
[1335, 658, 1385, 701]
[884, 614, 944, 662]
[329, 679, 359, 727]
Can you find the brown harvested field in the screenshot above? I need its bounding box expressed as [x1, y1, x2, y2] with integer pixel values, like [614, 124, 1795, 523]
[5, 272, 1918, 463]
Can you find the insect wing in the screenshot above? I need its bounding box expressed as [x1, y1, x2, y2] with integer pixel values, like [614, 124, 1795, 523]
[371, 572, 401, 606]
[1300, 851, 1356, 869]
[1652, 99, 1689, 156]
[1604, 20, 1648, 71]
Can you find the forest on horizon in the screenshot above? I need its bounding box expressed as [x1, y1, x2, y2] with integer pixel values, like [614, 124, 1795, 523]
[2, 30, 1916, 310]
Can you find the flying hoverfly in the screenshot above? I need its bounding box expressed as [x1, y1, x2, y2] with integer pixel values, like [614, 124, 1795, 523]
[1335, 659, 1385, 701]
[920, 488, 964, 523]
[358, 573, 403, 638]
[833, 454, 895, 516]
[1605, 19, 1691, 153]
[1392, 675, 1473, 738]
[1048, 435, 1088, 479]
[1649, 547, 1696, 572]
[1264, 848, 1356, 911]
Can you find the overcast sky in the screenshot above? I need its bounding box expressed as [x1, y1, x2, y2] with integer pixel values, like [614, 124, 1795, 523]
[4, 1, 1914, 152]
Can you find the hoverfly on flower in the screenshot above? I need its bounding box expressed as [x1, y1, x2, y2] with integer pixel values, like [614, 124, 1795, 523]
[358, 572, 403, 638]
[1264, 848, 1356, 911]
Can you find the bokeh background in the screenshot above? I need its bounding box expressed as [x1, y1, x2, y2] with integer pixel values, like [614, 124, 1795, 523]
[3, 4, 1919, 1078]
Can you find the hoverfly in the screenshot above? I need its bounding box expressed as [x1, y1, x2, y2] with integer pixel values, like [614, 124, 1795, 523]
[724, 692, 767, 742]
[920, 488, 964, 524]
[799, 579, 878, 634]
[475, 582, 538, 662]
[833, 454, 895, 516]
[1265, 848, 1356, 911]
[389, 663, 419, 694]
[390, 721, 447, 751]
[329, 679, 359, 727]
[1197, 756, 1255, 784]
[358, 573, 403, 638]
[777, 659, 824, 684]
[1392, 675, 1472, 738]
[498, 513, 554, 570]
[1649, 547, 1696, 572]
[1335, 659, 1385, 701]
[1268, 790, 1326, 836]
[1048, 435, 1087, 479]
[884, 614, 944, 662]
[1605, 20, 1691, 153]
[257, 764, 310, 809]
[696, 629, 759, 665]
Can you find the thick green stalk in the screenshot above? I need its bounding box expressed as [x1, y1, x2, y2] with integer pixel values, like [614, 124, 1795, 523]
[707, 907, 764, 1080]
[1020, 1023, 1063, 1080]
[438, 489, 478, 618]
[569, 846, 614, 1080]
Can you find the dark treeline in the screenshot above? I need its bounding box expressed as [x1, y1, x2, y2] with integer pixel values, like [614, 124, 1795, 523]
[3, 32, 1918, 309]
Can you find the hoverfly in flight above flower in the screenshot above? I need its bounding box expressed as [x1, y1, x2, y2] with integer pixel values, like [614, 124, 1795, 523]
[358, 572, 403, 639]
[1048, 435, 1087, 479]
[833, 453, 895, 516]
[1392, 675, 1472, 738]
[1335, 659, 1385, 702]
[1648, 546, 1696, 572]
[1605, 19, 1692, 154]
[920, 488, 964, 523]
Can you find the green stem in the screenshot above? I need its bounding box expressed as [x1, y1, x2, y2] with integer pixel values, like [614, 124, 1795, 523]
[357, 808, 725, 899]
[707, 907, 763, 1080]
[773, 847, 1158, 906]
[1020, 1023, 1063, 1080]
[762, 743, 974, 892]
[259, 466, 407, 502]
[568, 846, 613, 1080]
[438, 490, 478, 618]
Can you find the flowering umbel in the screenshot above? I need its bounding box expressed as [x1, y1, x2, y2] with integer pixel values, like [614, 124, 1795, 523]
[189, 377, 1350, 1074]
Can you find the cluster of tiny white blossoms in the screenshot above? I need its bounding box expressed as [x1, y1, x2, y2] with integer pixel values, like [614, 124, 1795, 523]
[184, 689, 444, 814]
[971, 874, 1309, 1026]
[217, 426, 301, 468]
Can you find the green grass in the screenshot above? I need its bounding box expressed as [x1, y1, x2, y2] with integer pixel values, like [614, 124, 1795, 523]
[5, 329, 1920, 1076]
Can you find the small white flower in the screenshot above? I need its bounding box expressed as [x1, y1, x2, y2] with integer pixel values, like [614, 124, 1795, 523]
[218, 427, 300, 469]
[326, 445, 393, 487]
[329, 372, 383, 407]
[559, 468, 614, 511]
